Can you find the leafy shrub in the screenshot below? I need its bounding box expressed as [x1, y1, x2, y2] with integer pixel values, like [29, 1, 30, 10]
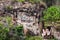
[15, 25, 23, 36]
[0, 23, 9, 40]
[0, 23, 24, 40]
[0, 16, 24, 40]
[43, 6, 60, 22]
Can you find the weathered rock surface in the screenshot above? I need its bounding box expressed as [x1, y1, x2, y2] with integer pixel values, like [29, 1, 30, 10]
[0, 0, 46, 36]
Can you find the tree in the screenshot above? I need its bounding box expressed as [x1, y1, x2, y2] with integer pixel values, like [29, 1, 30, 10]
[43, 6, 60, 26]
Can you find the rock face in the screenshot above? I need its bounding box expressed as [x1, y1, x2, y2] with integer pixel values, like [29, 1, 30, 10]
[17, 12, 40, 35]
[51, 27, 60, 40]
[0, 1, 46, 36]
[16, 5, 40, 35]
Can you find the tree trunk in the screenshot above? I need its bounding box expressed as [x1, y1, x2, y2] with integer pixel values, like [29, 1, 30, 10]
[39, 8, 45, 32]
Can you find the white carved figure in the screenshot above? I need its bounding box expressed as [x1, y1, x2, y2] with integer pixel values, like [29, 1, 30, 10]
[42, 29, 46, 37]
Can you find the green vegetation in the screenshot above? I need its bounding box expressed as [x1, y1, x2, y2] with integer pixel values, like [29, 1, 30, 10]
[29, 0, 41, 3]
[0, 22, 9, 40]
[25, 36, 42, 40]
[17, 0, 41, 3]
[25, 36, 57, 40]
[17, 0, 25, 2]
[15, 25, 23, 36]
[43, 6, 60, 28]
[43, 6, 60, 22]
[0, 16, 23, 40]
[0, 23, 23, 40]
